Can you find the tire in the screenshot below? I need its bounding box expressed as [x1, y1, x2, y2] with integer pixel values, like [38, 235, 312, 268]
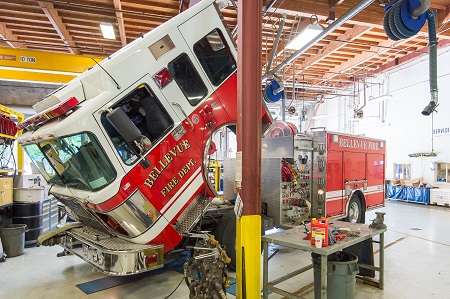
[213, 210, 236, 271]
[345, 196, 362, 223]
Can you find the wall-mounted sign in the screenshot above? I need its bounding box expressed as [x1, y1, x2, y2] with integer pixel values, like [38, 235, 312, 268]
[433, 127, 450, 137]
[19, 56, 36, 63]
[0, 55, 16, 61]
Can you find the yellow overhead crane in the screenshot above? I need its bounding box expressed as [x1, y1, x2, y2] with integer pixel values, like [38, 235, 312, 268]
[0, 47, 103, 84]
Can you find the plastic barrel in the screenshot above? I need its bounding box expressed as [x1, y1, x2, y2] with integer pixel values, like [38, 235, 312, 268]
[312, 251, 359, 299]
[0, 224, 27, 257]
[12, 202, 42, 246]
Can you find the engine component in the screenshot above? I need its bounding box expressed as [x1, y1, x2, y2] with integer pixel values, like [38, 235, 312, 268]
[184, 233, 230, 299]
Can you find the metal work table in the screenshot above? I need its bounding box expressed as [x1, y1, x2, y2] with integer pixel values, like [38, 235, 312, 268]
[262, 221, 387, 299]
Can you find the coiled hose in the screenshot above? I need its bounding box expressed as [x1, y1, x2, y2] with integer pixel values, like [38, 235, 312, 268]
[383, 0, 438, 115]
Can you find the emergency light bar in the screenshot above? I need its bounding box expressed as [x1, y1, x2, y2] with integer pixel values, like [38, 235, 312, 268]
[18, 97, 79, 131]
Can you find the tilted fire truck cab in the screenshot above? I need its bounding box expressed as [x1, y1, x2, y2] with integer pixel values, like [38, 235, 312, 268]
[18, 0, 273, 276]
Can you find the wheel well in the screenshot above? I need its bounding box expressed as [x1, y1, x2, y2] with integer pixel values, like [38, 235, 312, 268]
[347, 190, 366, 223]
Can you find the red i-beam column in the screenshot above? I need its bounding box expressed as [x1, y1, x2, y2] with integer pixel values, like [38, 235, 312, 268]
[236, 0, 262, 298]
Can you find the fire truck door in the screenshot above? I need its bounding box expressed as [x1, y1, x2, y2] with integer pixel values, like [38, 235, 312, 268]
[366, 153, 385, 207]
[326, 151, 344, 217]
[95, 75, 205, 211]
[344, 151, 367, 197]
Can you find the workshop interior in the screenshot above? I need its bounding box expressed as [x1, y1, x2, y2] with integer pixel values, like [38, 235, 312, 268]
[1, 0, 450, 298]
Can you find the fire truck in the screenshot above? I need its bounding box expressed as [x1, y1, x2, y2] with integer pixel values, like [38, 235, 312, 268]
[16, 0, 385, 290]
[256, 129, 385, 228]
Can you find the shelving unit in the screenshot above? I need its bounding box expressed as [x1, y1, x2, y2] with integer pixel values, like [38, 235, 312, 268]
[0, 104, 24, 175]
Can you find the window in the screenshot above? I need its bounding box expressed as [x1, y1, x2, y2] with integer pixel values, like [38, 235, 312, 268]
[102, 85, 174, 165]
[167, 53, 207, 106]
[436, 163, 450, 182]
[394, 163, 411, 180]
[23, 133, 116, 190]
[194, 29, 236, 86]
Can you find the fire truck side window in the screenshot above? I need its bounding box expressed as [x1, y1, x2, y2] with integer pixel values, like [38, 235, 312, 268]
[193, 29, 236, 86]
[101, 85, 174, 165]
[167, 53, 208, 106]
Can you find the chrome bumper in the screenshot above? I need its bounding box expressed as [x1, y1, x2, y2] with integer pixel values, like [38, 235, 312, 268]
[60, 226, 164, 276]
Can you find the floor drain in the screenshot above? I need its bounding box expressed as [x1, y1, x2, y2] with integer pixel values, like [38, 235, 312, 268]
[410, 228, 422, 231]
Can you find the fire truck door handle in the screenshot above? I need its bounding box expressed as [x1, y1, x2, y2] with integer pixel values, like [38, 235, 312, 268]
[172, 102, 194, 132]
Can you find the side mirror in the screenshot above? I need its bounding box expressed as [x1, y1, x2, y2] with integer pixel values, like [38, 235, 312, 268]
[106, 107, 151, 169]
[106, 107, 141, 143]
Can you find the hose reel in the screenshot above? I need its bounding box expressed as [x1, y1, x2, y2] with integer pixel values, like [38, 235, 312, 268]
[263, 75, 284, 103]
[383, 0, 438, 115]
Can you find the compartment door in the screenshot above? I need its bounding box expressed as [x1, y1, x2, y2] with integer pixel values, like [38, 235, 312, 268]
[326, 151, 344, 217]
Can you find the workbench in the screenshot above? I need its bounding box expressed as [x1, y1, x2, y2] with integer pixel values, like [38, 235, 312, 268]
[262, 221, 387, 299]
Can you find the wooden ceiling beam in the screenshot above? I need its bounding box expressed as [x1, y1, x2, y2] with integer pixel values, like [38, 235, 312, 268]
[113, 0, 127, 46]
[0, 22, 25, 48]
[264, 17, 311, 69]
[371, 38, 450, 74]
[275, 1, 385, 27]
[438, 5, 450, 26]
[299, 25, 372, 72]
[322, 36, 414, 80]
[37, 1, 79, 54]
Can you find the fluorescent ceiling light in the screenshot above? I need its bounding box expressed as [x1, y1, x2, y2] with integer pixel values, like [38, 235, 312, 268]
[311, 114, 326, 120]
[286, 23, 323, 50]
[100, 22, 115, 40]
[369, 94, 393, 102]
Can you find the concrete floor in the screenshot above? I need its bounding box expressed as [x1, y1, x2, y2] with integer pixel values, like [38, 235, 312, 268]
[1, 200, 449, 299]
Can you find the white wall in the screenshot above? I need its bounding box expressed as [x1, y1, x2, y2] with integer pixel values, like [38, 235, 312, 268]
[320, 47, 450, 183]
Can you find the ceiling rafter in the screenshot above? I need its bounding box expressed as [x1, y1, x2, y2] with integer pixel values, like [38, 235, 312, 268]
[0, 22, 25, 48]
[322, 36, 415, 81]
[113, 0, 127, 46]
[299, 25, 372, 72]
[37, 1, 80, 55]
[0, 0, 449, 99]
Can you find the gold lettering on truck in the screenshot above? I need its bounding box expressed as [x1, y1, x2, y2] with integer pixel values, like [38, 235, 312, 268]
[143, 140, 192, 189]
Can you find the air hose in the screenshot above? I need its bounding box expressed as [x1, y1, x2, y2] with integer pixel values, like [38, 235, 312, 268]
[383, 0, 437, 115]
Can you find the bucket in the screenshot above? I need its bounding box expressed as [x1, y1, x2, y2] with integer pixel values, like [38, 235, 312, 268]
[12, 202, 42, 246]
[0, 224, 28, 257]
[312, 251, 359, 299]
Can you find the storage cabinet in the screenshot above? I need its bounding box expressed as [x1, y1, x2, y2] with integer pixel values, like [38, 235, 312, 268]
[0, 177, 13, 207]
[42, 197, 59, 233]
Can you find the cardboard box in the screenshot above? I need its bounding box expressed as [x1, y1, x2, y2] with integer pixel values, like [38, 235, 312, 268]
[391, 179, 405, 186]
[0, 177, 13, 206]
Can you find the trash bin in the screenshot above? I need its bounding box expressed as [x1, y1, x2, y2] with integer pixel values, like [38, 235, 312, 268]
[0, 224, 27, 258]
[312, 251, 359, 299]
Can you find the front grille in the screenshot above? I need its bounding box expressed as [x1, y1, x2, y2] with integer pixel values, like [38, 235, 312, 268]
[67, 227, 160, 252]
[57, 196, 112, 235]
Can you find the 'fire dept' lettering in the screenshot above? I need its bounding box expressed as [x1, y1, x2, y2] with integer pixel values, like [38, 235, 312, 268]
[143, 140, 191, 188]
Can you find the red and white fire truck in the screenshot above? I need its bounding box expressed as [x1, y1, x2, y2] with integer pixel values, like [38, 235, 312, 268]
[254, 130, 386, 230]
[17, 0, 385, 288]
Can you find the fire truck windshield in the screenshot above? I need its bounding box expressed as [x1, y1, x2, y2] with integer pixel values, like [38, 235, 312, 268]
[23, 132, 116, 190]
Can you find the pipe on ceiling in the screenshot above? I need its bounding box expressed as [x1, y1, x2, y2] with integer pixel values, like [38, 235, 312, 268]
[265, 13, 286, 74]
[263, 0, 376, 81]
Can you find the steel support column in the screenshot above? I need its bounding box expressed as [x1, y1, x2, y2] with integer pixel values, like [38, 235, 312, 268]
[236, 0, 262, 298]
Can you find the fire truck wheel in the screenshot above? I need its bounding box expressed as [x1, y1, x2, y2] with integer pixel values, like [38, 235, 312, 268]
[214, 210, 236, 271]
[346, 196, 362, 223]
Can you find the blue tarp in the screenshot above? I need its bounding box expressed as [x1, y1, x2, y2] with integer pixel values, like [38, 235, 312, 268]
[387, 185, 405, 199]
[387, 185, 430, 204]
